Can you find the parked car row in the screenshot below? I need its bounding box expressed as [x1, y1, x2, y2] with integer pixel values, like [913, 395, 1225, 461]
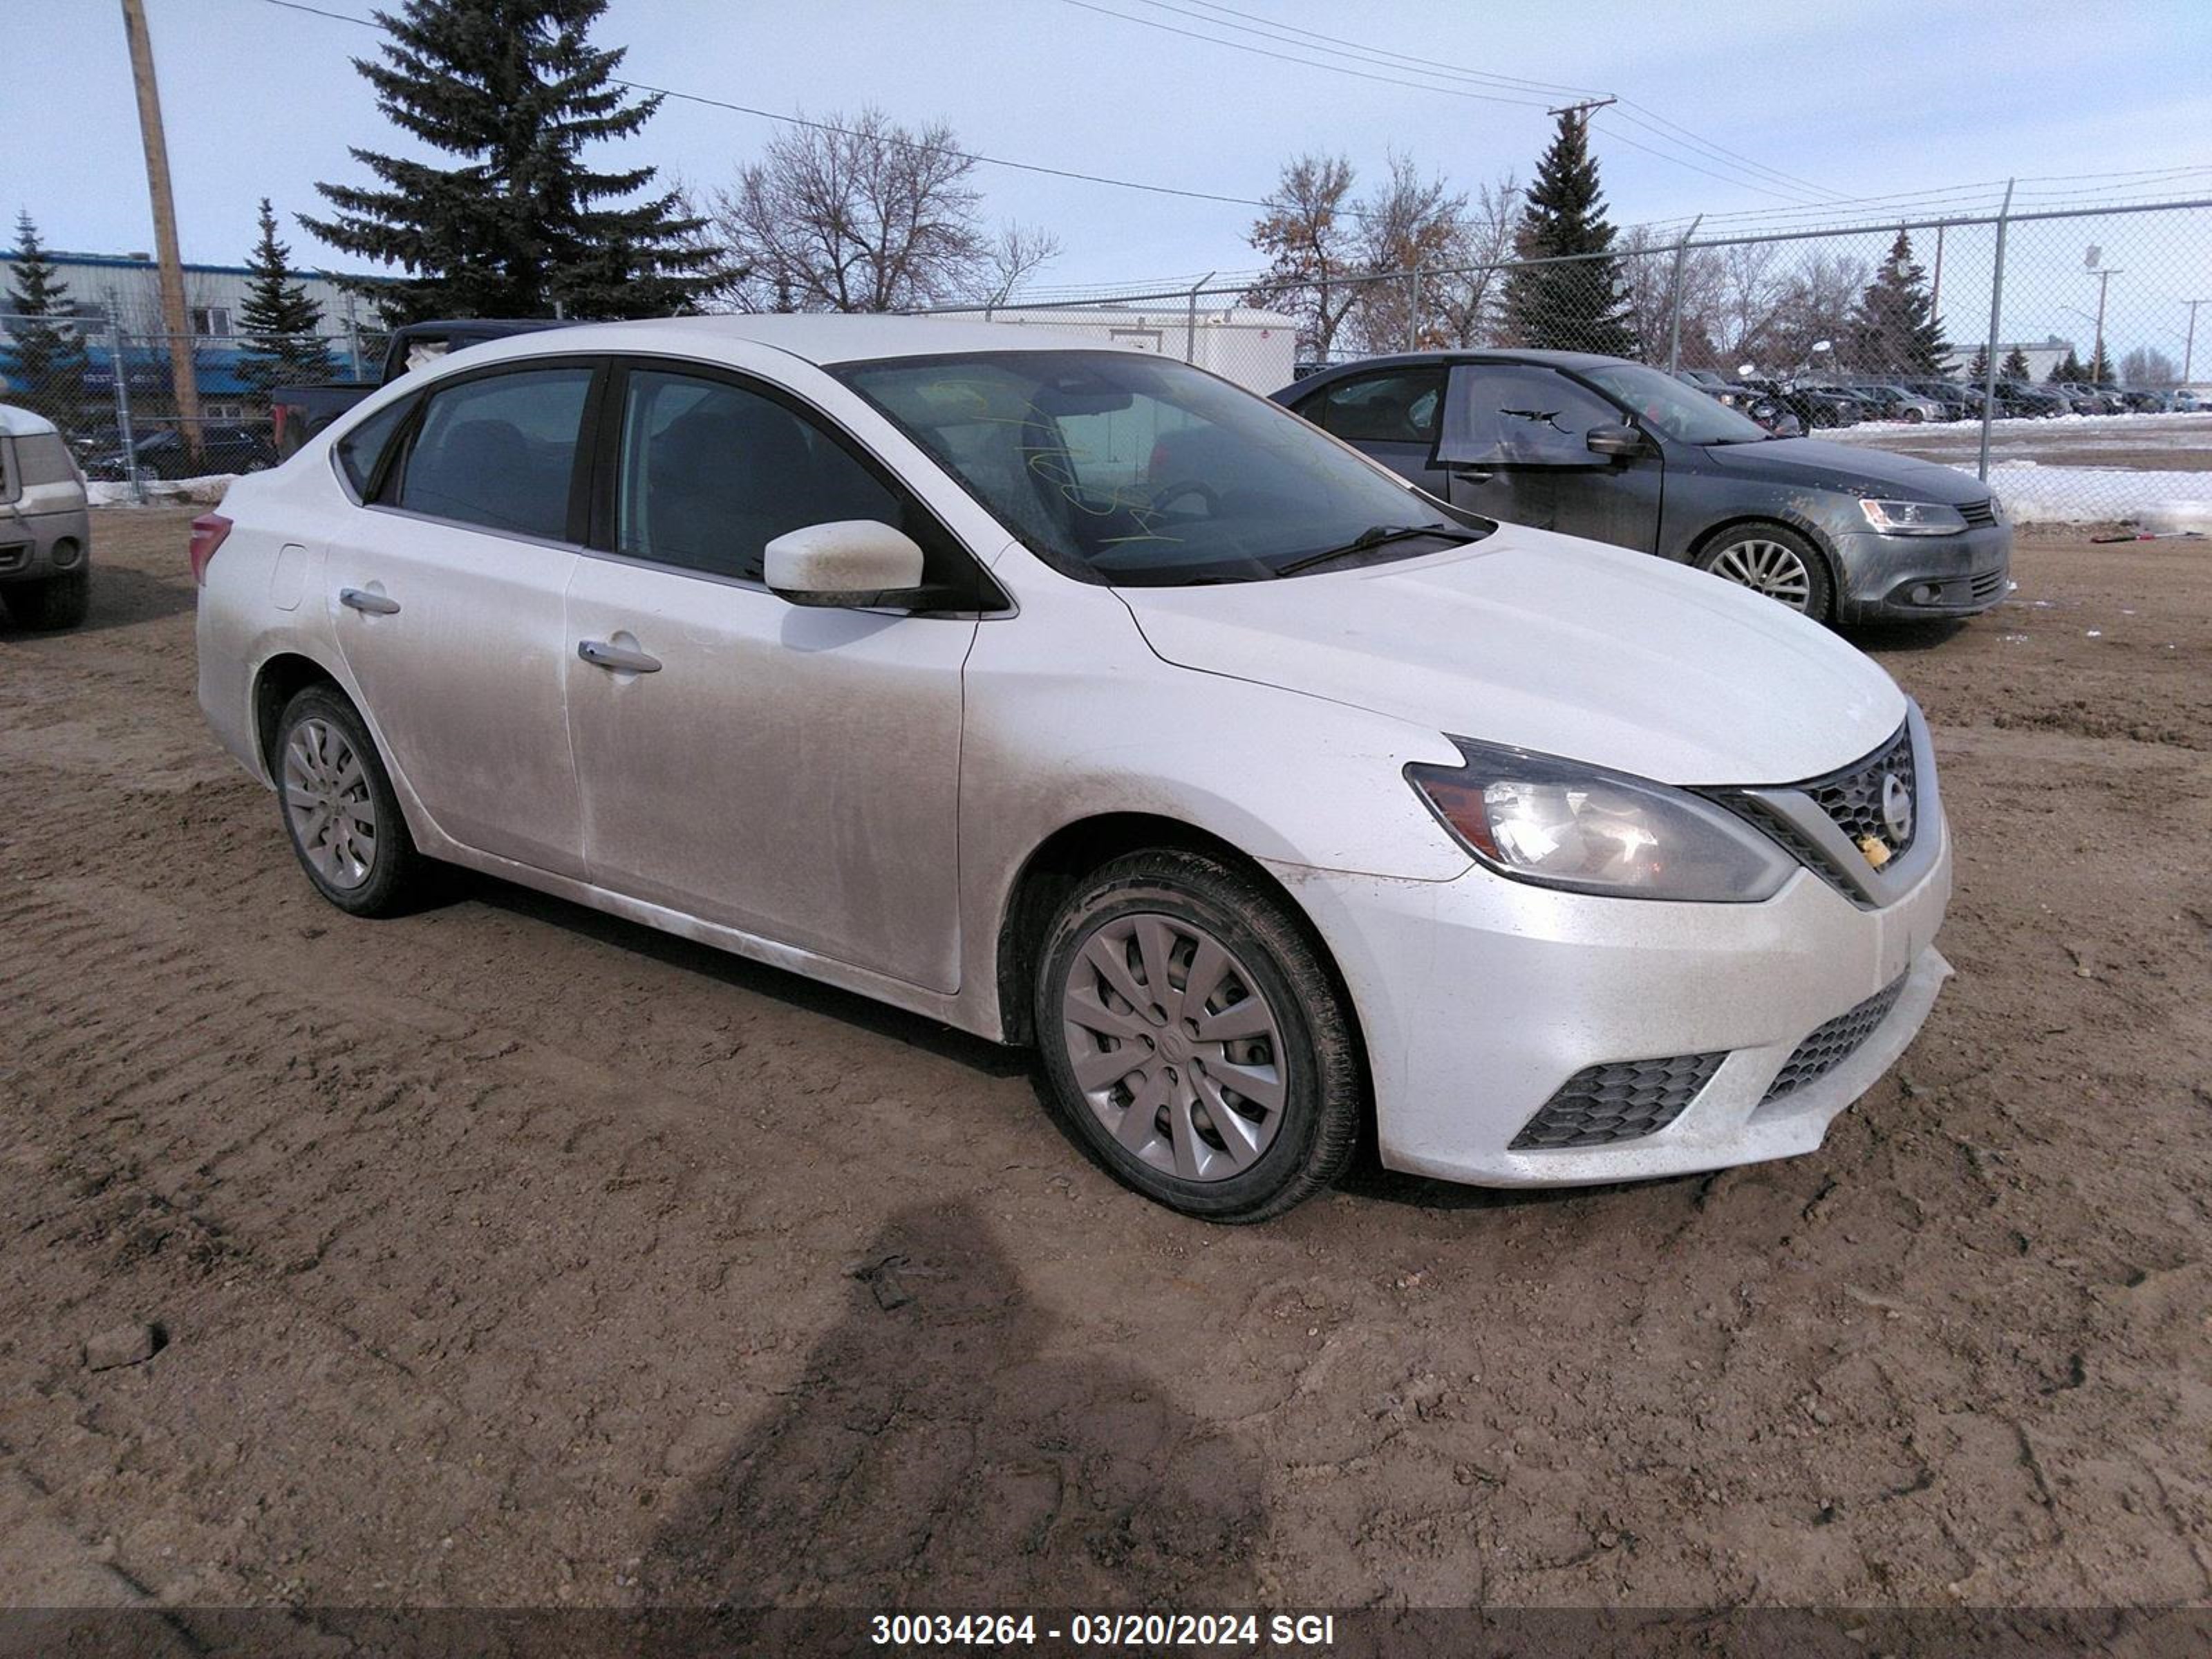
[77, 421, 279, 482]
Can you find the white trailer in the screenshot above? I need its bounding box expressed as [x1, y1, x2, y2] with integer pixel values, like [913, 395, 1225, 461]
[918, 303, 1300, 395]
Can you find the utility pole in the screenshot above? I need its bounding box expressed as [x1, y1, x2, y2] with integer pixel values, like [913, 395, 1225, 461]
[2184, 299, 2209, 385]
[2088, 262, 2122, 384]
[1546, 94, 1618, 130]
[120, 0, 204, 465]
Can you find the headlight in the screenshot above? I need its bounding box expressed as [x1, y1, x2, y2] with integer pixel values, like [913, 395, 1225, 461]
[1405, 739, 1794, 903]
[1860, 498, 1967, 536]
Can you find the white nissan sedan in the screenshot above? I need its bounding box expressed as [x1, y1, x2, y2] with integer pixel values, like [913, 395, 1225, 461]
[195, 317, 1951, 1221]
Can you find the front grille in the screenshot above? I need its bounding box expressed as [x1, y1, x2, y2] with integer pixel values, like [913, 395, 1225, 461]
[1969, 567, 2007, 601]
[1804, 723, 1918, 863]
[1958, 498, 1998, 527]
[1510, 1051, 1726, 1150]
[1759, 975, 1907, 1105]
[0, 543, 27, 575]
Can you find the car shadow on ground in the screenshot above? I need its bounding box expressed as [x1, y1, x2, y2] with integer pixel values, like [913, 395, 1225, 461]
[0, 563, 196, 640]
[1839, 617, 1968, 654]
[464, 875, 1031, 1079]
[635, 1199, 1270, 1614]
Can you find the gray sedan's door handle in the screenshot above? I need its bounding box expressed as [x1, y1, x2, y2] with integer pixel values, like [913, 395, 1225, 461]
[339, 587, 401, 615]
[577, 639, 663, 674]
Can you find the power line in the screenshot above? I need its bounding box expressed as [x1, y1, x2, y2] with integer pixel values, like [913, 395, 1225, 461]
[1160, 0, 1848, 204]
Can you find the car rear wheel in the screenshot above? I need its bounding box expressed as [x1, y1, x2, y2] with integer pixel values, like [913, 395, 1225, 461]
[274, 686, 426, 917]
[1697, 525, 1833, 621]
[3, 564, 91, 630]
[1034, 849, 1362, 1222]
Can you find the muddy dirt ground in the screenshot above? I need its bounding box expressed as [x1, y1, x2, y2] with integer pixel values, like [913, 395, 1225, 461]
[1, 512, 2206, 1620]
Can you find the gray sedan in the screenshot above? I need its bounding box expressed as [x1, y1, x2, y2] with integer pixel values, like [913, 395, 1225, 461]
[1277, 350, 2012, 626]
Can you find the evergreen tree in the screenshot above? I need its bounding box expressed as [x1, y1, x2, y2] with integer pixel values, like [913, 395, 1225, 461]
[2047, 348, 2086, 384]
[1846, 229, 1950, 373]
[1502, 111, 1638, 357]
[236, 200, 335, 398]
[1963, 343, 1988, 384]
[2000, 344, 2032, 381]
[2083, 340, 2113, 384]
[3, 211, 94, 432]
[301, 0, 716, 324]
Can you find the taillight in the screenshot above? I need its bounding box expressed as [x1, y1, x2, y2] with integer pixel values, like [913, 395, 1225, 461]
[189, 514, 232, 586]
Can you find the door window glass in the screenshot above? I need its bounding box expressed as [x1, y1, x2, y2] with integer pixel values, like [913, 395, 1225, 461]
[391, 366, 592, 541]
[335, 397, 413, 498]
[1307, 367, 1446, 444]
[1439, 364, 1625, 465]
[614, 369, 917, 584]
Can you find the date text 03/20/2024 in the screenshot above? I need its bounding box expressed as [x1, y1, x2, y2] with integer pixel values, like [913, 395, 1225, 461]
[869, 1613, 1338, 1648]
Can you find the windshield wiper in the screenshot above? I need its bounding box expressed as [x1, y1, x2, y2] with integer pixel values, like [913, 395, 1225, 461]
[1273, 523, 1477, 578]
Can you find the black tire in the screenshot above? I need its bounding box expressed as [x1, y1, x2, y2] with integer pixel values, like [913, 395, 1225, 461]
[272, 685, 427, 917]
[3, 563, 91, 630]
[1033, 848, 1362, 1223]
[1695, 523, 1836, 624]
[1810, 406, 1837, 429]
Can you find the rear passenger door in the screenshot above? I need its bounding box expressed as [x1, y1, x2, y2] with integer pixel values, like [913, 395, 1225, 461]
[1292, 365, 1451, 497]
[328, 362, 594, 878]
[561, 362, 980, 993]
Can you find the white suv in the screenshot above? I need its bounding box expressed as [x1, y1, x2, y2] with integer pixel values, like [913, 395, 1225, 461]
[195, 317, 1951, 1221]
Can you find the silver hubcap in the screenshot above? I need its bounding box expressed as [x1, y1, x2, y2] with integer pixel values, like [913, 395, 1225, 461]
[1060, 912, 1288, 1183]
[282, 718, 376, 890]
[1708, 538, 1813, 611]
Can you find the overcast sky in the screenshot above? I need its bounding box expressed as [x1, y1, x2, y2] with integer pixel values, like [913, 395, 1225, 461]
[17, 0, 2212, 351]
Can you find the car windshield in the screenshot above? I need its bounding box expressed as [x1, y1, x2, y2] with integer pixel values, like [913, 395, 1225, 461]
[1577, 361, 1770, 445]
[834, 350, 1487, 585]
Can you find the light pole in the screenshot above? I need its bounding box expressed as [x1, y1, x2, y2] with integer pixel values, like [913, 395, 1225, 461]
[2185, 299, 2209, 385]
[2084, 248, 2121, 384]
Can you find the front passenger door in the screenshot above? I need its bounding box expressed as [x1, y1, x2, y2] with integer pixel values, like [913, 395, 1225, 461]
[1436, 363, 1664, 552]
[563, 364, 979, 993]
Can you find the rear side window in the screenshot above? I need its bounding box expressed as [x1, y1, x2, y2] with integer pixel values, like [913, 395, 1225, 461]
[388, 367, 593, 541]
[1304, 367, 1446, 444]
[335, 397, 412, 499]
[613, 368, 919, 585]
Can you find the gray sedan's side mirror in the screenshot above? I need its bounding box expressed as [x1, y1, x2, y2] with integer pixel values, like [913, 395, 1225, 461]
[765, 520, 929, 608]
[1586, 424, 1645, 458]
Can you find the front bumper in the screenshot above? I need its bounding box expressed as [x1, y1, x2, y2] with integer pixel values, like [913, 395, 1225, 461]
[1269, 730, 1953, 1188]
[1833, 521, 2012, 623]
[0, 505, 91, 581]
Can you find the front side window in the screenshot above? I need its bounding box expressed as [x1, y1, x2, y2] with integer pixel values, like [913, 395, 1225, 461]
[388, 366, 592, 541]
[1576, 361, 1770, 447]
[837, 350, 1483, 586]
[1307, 367, 1446, 444]
[612, 369, 925, 585]
[1439, 364, 1635, 465]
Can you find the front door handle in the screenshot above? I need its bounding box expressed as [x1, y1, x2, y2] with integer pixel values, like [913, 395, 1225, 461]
[578, 639, 663, 674]
[339, 587, 401, 615]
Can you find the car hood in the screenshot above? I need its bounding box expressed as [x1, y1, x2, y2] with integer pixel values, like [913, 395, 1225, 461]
[1691, 435, 1985, 502]
[1119, 526, 1905, 786]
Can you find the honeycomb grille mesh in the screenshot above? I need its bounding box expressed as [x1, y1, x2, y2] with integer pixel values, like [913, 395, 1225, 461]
[1510, 1052, 1726, 1150]
[1761, 975, 1909, 1105]
[1806, 724, 1918, 861]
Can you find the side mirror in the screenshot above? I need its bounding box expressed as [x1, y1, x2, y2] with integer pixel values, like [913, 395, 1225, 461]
[1586, 424, 1644, 458]
[766, 520, 930, 609]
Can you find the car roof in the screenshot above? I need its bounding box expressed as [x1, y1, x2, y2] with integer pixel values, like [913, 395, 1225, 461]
[1296, 347, 1641, 377]
[440, 312, 1154, 371]
[0, 402, 61, 440]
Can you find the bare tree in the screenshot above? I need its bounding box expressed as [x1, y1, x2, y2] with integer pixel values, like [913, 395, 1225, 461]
[977, 223, 1064, 308]
[1342, 153, 1470, 353]
[702, 109, 1054, 312]
[1768, 250, 1871, 375]
[2119, 344, 2179, 387]
[1432, 171, 1518, 348]
[1710, 241, 1786, 369]
[1242, 153, 1360, 362]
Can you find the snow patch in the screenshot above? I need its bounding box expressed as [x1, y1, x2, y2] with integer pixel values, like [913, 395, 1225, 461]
[89, 475, 236, 508]
[1960, 461, 2212, 531]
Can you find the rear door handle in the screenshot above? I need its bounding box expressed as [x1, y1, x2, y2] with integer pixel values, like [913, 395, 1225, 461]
[339, 587, 401, 615]
[577, 639, 663, 674]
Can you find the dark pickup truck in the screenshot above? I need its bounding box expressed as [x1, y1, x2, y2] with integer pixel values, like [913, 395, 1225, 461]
[270, 317, 573, 459]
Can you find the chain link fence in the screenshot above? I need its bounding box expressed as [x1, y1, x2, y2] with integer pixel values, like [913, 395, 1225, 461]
[921, 195, 2212, 529]
[0, 309, 361, 502]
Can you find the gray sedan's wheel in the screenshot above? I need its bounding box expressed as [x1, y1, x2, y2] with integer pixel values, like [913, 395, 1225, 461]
[3, 564, 91, 630]
[1696, 525, 1834, 621]
[274, 686, 424, 916]
[1035, 850, 1362, 1221]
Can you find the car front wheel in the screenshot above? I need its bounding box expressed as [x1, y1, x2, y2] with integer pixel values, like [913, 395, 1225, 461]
[3, 563, 91, 630]
[1034, 849, 1362, 1222]
[1696, 525, 1834, 621]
